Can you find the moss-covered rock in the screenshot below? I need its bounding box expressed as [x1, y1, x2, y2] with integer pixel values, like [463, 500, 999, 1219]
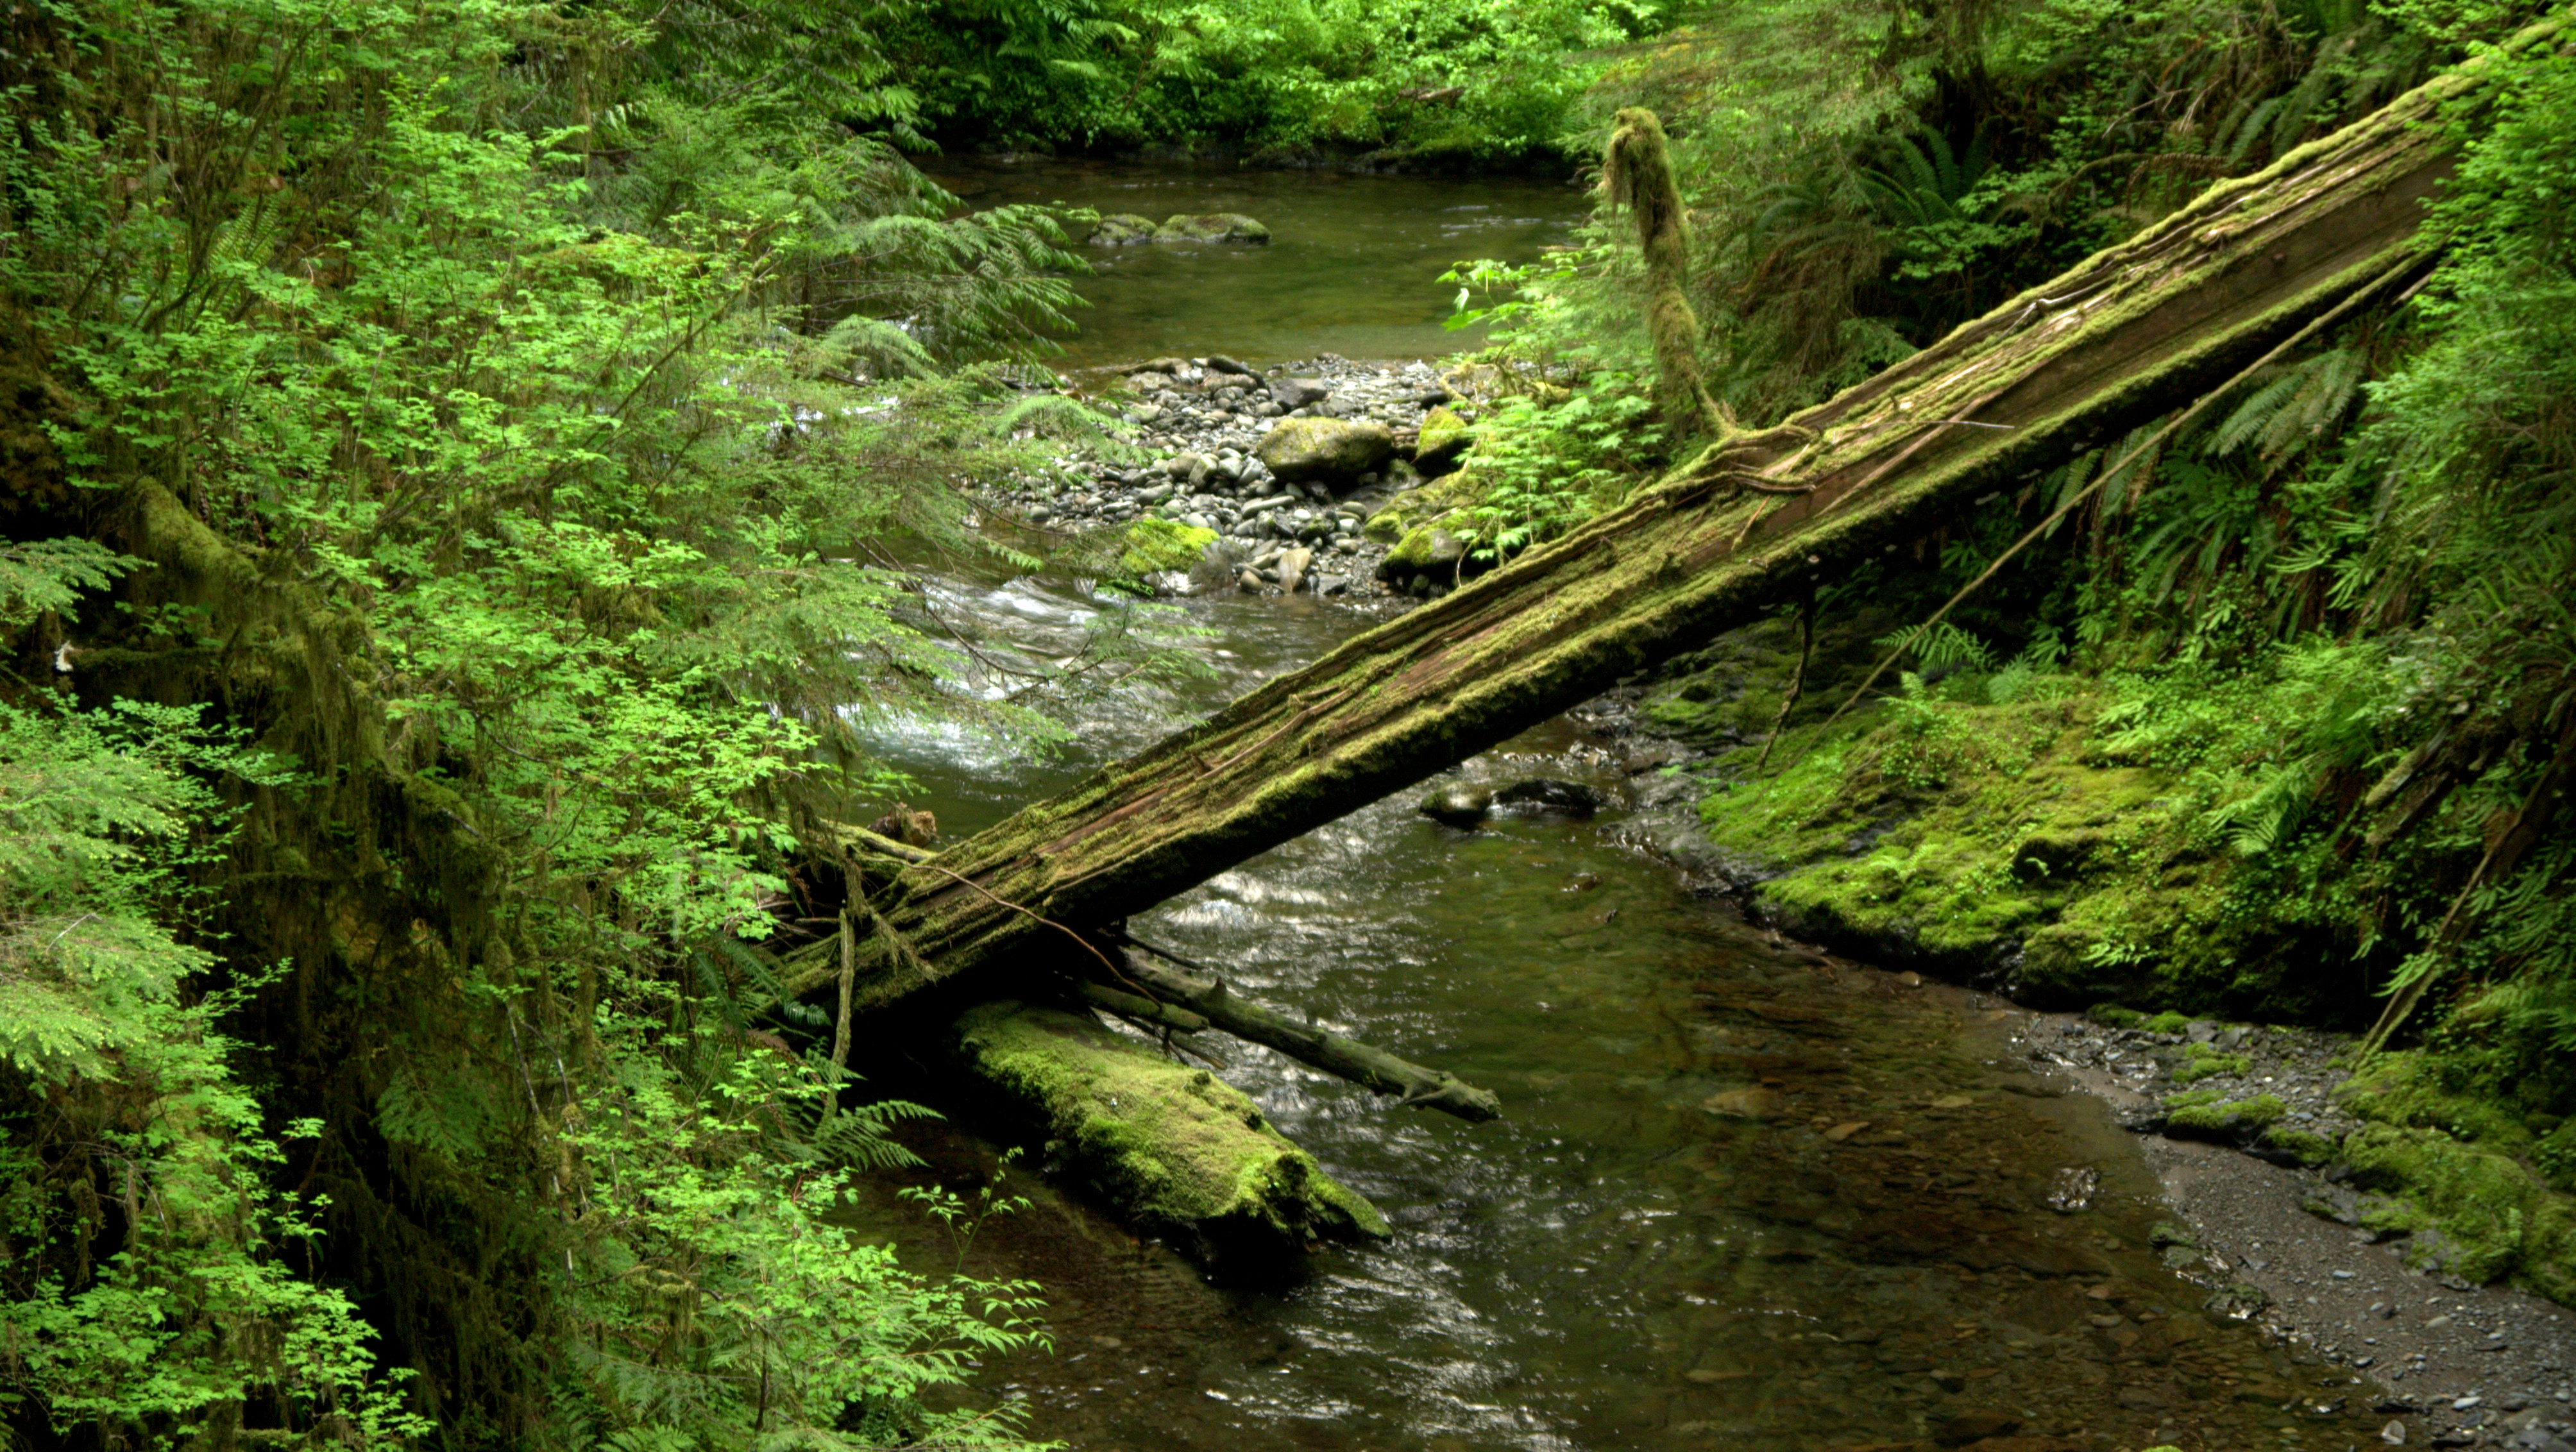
[2162, 1088, 2285, 1136]
[1255, 417, 1393, 485]
[1115, 518, 1217, 578]
[1153, 212, 1271, 244]
[1088, 213, 1159, 245]
[1412, 405, 1475, 475]
[949, 1001, 1389, 1270]
[1364, 466, 1480, 544]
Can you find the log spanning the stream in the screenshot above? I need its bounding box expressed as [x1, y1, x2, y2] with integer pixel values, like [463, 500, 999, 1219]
[792, 40, 2527, 1022]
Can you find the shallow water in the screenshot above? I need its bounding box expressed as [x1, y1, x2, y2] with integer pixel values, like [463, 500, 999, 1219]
[926, 159, 1589, 369]
[851, 578, 2384, 1451]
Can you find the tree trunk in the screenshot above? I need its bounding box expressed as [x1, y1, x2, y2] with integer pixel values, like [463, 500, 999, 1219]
[795, 47, 2507, 1017]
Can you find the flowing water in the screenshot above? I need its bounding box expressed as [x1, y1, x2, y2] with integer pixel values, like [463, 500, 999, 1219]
[846, 165, 2384, 1449]
[925, 158, 1589, 369]
[852, 578, 2382, 1452]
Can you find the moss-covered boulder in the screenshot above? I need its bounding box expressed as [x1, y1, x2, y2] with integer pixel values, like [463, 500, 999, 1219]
[1088, 213, 1160, 246]
[1153, 213, 1271, 244]
[1116, 518, 1217, 577]
[1255, 417, 1393, 486]
[2342, 1123, 2576, 1298]
[1412, 405, 1475, 475]
[1364, 466, 1480, 544]
[949, 1001, 1390, 1269]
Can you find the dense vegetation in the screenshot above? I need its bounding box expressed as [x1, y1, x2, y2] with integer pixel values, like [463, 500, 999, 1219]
[0, 0, 1152, 1443]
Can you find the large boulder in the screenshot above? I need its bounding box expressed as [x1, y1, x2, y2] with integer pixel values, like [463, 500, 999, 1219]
[1154, 213, 1271, 244]
[1088, 213, 1160, 245]
[1255, 417, 1393, 487]
[1412, 405, 1475, 475]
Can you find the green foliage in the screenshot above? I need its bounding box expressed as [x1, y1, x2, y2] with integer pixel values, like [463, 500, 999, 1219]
[0, 0, 1124, 1439]
[895, 0, 1660, 160]
[1452, 379, 1660, 562]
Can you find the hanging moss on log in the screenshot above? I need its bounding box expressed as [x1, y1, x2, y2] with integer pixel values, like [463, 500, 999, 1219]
[1604, 106, 1725, 435]
[778, 44, 2520, 1027]
[947, 1000, 1391, 1268]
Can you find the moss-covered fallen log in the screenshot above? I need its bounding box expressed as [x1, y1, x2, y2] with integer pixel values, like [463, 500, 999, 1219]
[792, 39, 2527, 1018]
[947, 1000, 1390, 1268]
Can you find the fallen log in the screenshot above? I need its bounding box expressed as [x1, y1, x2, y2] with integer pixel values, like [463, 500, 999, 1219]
[945, 1000, 1391, 1269]
[786, 36, 2534, 1020]
[1107, 942, 1503, 1122]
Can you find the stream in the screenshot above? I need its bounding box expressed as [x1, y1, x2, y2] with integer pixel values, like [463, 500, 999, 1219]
[847, 167, 2387, 1451]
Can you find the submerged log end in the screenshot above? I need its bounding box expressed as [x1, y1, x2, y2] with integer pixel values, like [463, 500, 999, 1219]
[950, 1001, 1391, 1269]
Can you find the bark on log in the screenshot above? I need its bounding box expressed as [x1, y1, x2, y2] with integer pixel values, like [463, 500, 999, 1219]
[788, 42, 2528, 1019]
[1107, 952, 1503, 1122]
[946, 1000, 1391, 1269]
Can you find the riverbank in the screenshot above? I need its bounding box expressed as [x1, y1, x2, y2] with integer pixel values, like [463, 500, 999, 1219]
[1575, 668, 2576, 1451]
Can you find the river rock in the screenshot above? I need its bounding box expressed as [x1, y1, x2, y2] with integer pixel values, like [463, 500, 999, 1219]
[1089, 213, 1160, 246]
[1256, 418, 1394, 487]
[1125, 355, 1193, 376]
[1491, 779, 1606, 818]
[1207, 354, 1255, 376]
[1269, 376, 1332, 410]
[1418, 785, 1491, 827]
[1277, 546, 1314, 595]
[1413, 405, 1475, 475]
[1155, 213, 1271, 244]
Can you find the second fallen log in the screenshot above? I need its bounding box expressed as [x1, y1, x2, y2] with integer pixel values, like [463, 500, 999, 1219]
[947, 1000, 1391, 1269]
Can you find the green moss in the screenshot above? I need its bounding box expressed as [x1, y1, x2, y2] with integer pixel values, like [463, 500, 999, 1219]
[2337, 1050, 2537, 1154]
[1679, 673, 2291, 1008]
[2174, 1043, 2248, 1084]
[2143, 1011, 2192, 1036]
[2090, 1004, 2148, 1029]
[1365, 466, 1480, 544]
[2263, 1126, 2339, 1165]
[950, 1000, 1389, 1263]
[2343, 1124, 2557, 1286]
[1116, 518, 1217, 578]
[2162, 1089, 2285, 1135]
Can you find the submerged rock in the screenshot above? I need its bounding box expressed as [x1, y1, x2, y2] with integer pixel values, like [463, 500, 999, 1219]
[948, 1000, 1389, 1270]
[1256, 417, 1394, 487]
[1089, 213, 1160, 245]
[1418, 785, 1492, 827]
[1155, 212, 1271, 244]
[1491, 778, 1606, 817]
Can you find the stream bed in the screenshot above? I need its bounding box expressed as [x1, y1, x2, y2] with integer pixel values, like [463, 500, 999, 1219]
[851, 576, 2388, 1451]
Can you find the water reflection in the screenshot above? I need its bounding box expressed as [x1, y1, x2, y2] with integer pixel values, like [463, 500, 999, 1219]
[924, 159, 1588, 368]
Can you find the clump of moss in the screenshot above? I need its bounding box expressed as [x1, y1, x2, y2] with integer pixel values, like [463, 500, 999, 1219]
[1115, 518, 1217, 578]
[2173, 1043, 2247, 1084]
[2142, 1010, 2192, 1035]
[2091, 1003, 2147, 1029]
[2264, 1126, 2339, 1166]
[2341, 1124, 2576, 1293]
[2162, 1088, 2285, 1136]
